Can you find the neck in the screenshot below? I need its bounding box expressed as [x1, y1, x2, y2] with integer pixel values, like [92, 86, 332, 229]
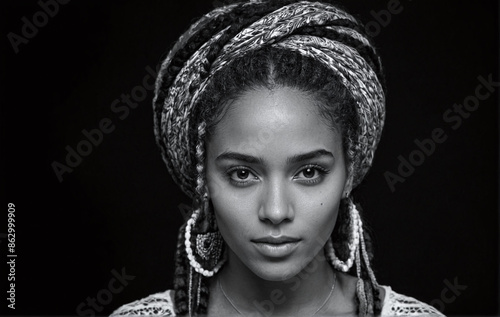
[217, 248, 336, 316]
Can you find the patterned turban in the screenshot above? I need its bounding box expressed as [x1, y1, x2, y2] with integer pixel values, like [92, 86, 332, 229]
[153, 0, 386, 199]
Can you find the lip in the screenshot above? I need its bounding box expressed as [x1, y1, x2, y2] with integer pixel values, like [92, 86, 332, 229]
[252, 236, 301, 244]
[251, 236, 301, 258]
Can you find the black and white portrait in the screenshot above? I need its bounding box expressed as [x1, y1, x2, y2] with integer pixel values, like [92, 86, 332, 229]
[2, 1, 498, 316]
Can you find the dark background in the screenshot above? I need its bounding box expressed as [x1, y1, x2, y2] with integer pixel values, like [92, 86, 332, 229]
[1, 0, 499, 316]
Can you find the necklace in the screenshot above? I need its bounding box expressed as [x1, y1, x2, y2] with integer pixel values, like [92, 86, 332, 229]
[218, 272, 337, 316]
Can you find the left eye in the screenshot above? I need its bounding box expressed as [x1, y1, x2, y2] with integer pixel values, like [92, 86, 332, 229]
[294, 165, 329, 184]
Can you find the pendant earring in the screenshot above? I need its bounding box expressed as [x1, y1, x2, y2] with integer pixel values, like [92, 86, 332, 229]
[327, 199, 362, 272]
[185, 208, 226, 277]
[196, 231, 223, 261]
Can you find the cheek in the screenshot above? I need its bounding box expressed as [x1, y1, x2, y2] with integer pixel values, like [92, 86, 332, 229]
[294, 187, 342, 237]
[210, 198, 258, 258]
[206, 168, 255, 233]
[208, 186, 256, 240]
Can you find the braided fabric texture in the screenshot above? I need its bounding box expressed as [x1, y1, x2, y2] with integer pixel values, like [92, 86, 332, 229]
[153, 0, 385, 199]
[380, 286, 446, 316]
[110, 290, 175, 316]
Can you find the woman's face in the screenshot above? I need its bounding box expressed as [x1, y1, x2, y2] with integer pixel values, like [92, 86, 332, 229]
[206, 86, 347, 281]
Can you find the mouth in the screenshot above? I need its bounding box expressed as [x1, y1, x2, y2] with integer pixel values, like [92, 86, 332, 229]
[251, 236, 301, 244]
[251, 236, 301, 258]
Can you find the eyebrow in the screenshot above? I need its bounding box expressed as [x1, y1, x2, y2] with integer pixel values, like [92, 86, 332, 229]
[286, 149, 334, 164]
[216, 152, 264, 164]
[215, 149, 334, 165]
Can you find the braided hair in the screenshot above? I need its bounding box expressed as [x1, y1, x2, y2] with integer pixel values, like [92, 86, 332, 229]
[153, 1, 386, 315]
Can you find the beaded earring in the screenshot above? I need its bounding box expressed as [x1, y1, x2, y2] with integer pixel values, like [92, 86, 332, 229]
[327, 198, 362, 272]
[184, 120, 227, 278]
[196, 232, 223, 261]
[185, 206, 226, 277]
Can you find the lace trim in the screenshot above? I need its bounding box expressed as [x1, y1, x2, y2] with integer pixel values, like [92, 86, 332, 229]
[110, 286, 445, 316]
[110, 290, 175, 316]
[380, 286, 445, 316]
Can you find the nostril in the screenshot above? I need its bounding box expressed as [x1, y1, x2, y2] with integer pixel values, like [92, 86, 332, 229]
[258, 183, 294, 223]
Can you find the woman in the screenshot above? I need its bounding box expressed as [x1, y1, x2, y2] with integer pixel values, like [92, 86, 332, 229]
[111, 0, 444, 315]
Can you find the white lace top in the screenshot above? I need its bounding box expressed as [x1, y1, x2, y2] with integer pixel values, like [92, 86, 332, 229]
[110, 286, 445, 316]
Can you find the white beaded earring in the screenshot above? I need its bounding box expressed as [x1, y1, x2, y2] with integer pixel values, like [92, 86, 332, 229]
[327, 198, 362, 272]
[185, 207, 226, 277]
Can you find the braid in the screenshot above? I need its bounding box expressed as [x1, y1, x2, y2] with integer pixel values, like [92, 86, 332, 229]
[195, 122, 208, 203]
[174, 122, 213, 316]
[156, 0, 288, 109]
[292, 24, 385, 90]
[364, 279, 375, 315]
[194, 275, 210, 315]
[173, 223, 189, 315]
[331, 199, 380, 316]
[360, 222, 378, 287]
[354, 251, 377, 316]
[355, 246, 368, 316]
[357, 207, 381, 316]
[331, 199, 352, 265]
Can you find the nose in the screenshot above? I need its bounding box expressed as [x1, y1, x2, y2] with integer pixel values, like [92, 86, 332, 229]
[258, 179, 294, 225]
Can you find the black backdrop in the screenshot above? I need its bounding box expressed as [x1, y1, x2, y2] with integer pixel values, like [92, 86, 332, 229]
[2, 1, 499, 316]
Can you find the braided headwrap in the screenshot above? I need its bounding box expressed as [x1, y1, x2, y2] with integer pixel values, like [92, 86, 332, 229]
[154, 0, 385, 199]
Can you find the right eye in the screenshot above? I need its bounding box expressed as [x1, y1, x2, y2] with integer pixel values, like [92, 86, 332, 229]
[226, 167, 259, 187]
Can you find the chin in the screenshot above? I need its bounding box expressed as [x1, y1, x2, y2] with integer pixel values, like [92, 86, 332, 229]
[247, 258, 309, 282]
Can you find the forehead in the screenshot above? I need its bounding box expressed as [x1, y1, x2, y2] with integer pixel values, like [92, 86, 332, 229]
[207, 87, 343, 160]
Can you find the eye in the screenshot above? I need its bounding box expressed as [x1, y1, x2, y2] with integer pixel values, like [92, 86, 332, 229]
[302, 167, 316, 178]
[227, 167, 259, 187]
[235, 169, 250, 179]
[294, 164, 329, 185]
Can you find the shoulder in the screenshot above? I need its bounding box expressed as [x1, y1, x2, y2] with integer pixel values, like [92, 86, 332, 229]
[110, 289, 176, 316]
[380, 285, 445, 316]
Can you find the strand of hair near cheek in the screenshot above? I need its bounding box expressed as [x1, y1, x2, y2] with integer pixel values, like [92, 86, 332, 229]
[360, 219, 379, 288]
[365, 279, 375, 314]
[188, 266, 193, 316]
[355, 241, 368, 316]
[358, 206, 381, 315]
[174, 118, 210, 316]
[196, 122, 214, 316]
[195, 121, 208, 204]
[173, 223, 190, 315]
[354, 207, 378, 317]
